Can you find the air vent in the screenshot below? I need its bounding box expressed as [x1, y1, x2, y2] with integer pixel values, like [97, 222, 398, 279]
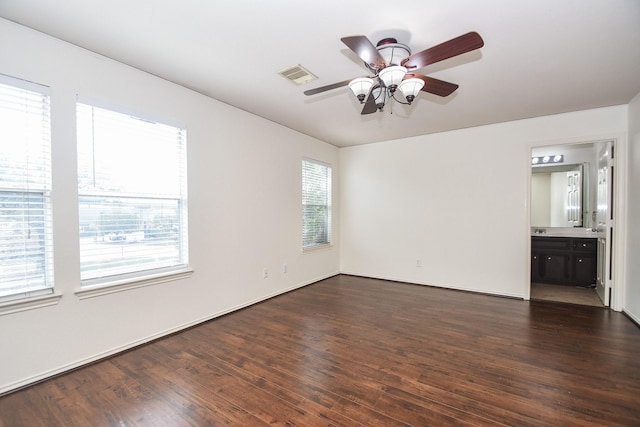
[278, 65, 317, 85]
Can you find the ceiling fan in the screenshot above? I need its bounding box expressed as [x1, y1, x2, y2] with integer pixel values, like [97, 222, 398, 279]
[304, 32, 484, 114]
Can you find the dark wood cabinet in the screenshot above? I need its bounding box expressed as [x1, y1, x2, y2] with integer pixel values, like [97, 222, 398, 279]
[531, 253, 542, 282]
[574, 254, 597, 283]
[531, 236, 597, 287]
[543, 254, 569, 282]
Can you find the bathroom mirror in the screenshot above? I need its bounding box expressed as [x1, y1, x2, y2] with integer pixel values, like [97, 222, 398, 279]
[531, 163, 585, 227]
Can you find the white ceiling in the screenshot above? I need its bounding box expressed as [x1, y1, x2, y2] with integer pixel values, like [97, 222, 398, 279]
[1, 0, 639, 147]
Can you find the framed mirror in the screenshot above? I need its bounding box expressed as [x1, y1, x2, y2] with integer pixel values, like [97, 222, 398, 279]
[531, 163, 584, 227]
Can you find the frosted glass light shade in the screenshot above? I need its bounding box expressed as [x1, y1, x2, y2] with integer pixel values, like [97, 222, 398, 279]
[371, 86, 386, 109]
[348, 77, 374, 102]
[399, 77, 425, 103]
[379, 65, 407, 89]
[377, 43, 410, 66]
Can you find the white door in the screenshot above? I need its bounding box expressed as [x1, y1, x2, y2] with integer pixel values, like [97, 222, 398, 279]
[596, 141, 613, 306]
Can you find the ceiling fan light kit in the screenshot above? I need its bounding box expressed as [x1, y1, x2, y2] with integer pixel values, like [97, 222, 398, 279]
[304, 31, 484, 115]
[348, 77, 375, 102]
[398, 77, 425, 104]
[378, 65, 407, 91]
[372, 86, 386, 110]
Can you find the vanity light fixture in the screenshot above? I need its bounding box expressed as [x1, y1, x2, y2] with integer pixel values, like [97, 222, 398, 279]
[532, 154, 564, 165]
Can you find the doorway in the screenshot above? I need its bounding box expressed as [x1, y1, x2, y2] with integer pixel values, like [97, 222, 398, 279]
[529, 140, 614, 307]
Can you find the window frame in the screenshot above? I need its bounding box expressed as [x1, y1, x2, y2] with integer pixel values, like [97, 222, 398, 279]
[302, 158, 332, 252]
[75, 98, 191, 292]
[0, 74, 56, 308]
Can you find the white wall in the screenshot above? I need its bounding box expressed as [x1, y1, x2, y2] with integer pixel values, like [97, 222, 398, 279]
[340, 106, 627, 298]
[0, 20, 340, 393]
[625, 92, 640, 323]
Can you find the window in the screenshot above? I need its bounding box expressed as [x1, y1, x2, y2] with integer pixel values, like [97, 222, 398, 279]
[76, 101, 188, 286]
[302, 159, 331, 250]
[0, 75, 53, 301]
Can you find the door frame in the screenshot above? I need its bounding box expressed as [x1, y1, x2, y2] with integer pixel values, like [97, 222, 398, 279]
[525, 134, 628, 311]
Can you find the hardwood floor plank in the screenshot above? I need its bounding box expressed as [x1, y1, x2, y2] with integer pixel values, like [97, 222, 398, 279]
[112, 347, 269, 426]
[372, 388, 502, 426]
[192, 325, 388, 409]
[329, 398, 411, 427]
[1, 275, 639, 426]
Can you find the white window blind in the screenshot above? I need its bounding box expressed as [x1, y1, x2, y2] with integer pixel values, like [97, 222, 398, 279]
[0, 75, 53, 300]
[76, 101, 188, 285]
[302, 159, 331, 249]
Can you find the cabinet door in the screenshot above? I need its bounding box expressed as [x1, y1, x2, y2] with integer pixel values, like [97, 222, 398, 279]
[574, 254, 597, 286]
[531, 253, 542, 282]
[542, 254, 569, 282]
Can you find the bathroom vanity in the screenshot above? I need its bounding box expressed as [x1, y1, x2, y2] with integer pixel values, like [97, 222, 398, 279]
[531, 234, 597, 287]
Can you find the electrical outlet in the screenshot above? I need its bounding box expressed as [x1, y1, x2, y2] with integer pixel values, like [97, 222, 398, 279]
[283, 263, 287, 274]
[263, 268, 268, 278]
[416, 259, 422, 267]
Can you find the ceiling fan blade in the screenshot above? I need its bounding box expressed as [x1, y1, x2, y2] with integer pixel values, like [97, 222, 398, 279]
[361, 91, 378, 115]
[401, 31, 484, 70]
[341, 35, 386, 70]
[303, 79, 352, 96]
[410, 74, 459, 97]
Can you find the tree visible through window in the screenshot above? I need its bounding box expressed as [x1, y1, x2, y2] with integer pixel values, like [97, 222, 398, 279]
[302, 159, 331, 249]
[76, 101, 188, 284]
[0, 76, 53, 300]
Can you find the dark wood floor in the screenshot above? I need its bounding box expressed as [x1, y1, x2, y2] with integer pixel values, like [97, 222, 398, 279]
[1, 275, 639, 426]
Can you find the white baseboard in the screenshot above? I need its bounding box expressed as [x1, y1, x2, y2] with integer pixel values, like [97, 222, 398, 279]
[0, 271, 339, 396]
[623, 309, 640, 327]
[339, 271, 524, 299]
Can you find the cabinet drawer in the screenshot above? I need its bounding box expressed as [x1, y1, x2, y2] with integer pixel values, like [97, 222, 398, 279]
[572, 238, 597, 251]
[531, 237, 571, 250]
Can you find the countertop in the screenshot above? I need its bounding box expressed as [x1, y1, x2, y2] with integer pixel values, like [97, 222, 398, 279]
[531, 227, 603, 238]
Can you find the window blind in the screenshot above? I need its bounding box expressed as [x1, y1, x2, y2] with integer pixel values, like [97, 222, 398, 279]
[0, 75, 53, 300]
[76, 102, 188, 284]
[302, 159, 331, 249]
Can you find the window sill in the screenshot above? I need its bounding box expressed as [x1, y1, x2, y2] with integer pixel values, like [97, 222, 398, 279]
[75, 268, 194, 300]
[0, 292, 63, 316]
[303, 243, 333, 253]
